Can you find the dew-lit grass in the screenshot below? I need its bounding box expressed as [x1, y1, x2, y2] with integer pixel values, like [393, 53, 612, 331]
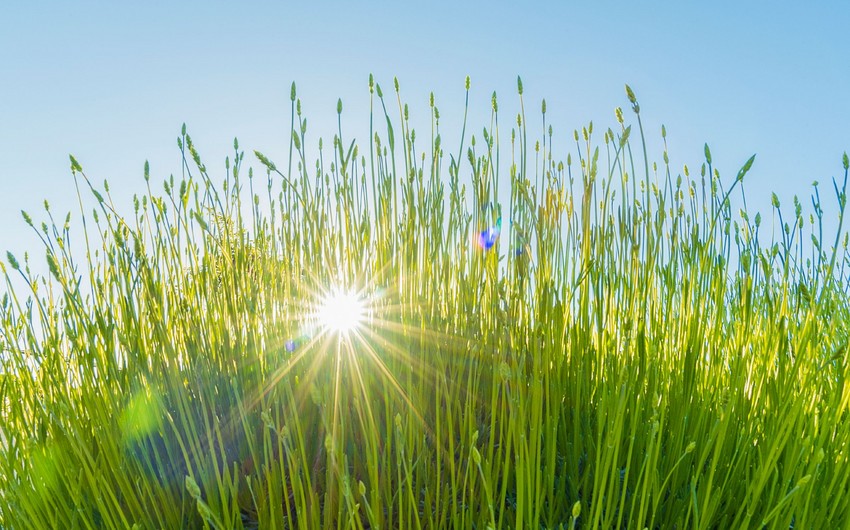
[1, 76, 849, 529]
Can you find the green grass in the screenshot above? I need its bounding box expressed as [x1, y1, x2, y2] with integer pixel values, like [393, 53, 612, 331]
[1, 76, 849, 529]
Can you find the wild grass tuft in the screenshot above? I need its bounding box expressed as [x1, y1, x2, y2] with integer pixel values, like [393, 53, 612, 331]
[1, 78, 849, 529]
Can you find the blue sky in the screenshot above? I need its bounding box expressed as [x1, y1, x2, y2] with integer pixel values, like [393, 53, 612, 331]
[1, 1, 848, 277]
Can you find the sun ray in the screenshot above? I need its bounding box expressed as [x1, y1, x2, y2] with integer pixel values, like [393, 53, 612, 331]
[351, 325, 434, 438]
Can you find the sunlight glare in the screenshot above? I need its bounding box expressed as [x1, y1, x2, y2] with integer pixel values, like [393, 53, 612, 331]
[318, 287, 365, 334]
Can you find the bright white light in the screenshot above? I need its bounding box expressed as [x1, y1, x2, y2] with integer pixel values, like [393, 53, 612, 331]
[318, 287, 365, 334]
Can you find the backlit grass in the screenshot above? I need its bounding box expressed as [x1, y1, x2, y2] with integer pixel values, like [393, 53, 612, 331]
[1, 76, 849, 529]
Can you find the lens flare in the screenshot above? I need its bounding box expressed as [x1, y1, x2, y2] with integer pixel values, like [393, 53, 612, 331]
[478, 217, 502, 251]
[284, 333, 312, 352]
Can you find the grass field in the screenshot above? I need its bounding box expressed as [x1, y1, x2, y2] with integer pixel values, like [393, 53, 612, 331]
[2, 77, 849, 529]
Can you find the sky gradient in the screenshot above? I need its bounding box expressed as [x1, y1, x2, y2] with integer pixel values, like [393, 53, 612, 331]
[2, 1, 848, 276]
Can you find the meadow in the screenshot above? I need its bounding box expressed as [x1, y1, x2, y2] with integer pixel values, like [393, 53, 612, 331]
[1, 77, 849, 529]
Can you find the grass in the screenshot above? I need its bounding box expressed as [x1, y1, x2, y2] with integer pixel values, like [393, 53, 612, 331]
[1, 75, 849, 529]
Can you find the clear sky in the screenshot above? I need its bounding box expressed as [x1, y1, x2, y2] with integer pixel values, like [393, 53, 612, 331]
[1, 1, 848, 278]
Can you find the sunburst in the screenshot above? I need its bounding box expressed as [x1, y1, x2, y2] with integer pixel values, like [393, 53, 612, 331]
[315, 287, 366, 335]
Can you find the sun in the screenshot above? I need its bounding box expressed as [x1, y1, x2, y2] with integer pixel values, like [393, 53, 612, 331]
[317, 287, 365, 334]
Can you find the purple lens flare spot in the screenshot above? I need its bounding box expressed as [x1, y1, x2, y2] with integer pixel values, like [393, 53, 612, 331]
[477, 217, 502, 251]
[285, 333, 312, 352]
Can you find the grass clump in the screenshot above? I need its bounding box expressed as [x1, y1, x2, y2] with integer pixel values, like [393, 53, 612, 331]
[1, 77, 850, 529]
